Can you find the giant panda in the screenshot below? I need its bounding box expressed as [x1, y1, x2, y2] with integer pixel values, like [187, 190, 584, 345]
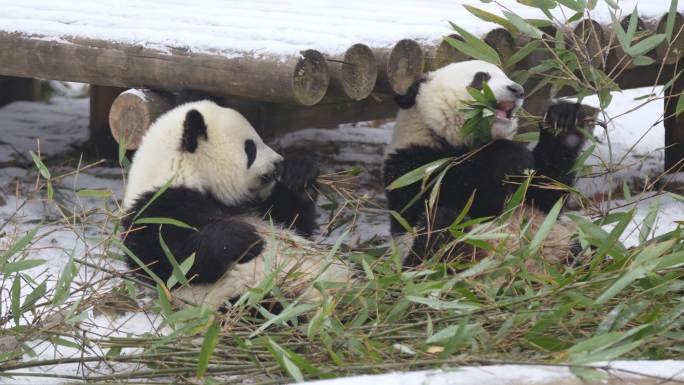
[383, 60, 590, 269]
[121, 100, 351, 310]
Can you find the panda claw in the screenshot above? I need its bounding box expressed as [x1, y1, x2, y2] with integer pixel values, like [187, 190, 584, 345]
[277, 157, 319, 194]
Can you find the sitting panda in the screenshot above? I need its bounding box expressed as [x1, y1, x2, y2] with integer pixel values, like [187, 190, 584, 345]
[121, 100, 351, 310]
[383, 60, 590, 268]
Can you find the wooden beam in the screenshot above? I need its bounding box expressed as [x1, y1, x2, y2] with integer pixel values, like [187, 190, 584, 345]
[0, 76, 40, 107]
[664, 68, 684, 173]
[0, 32, 329, 106]
[90, 85, 126, 158]
[109, 90, 398, 147]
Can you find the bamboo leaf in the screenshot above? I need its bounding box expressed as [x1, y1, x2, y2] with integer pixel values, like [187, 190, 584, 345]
[528, 198, 563, 252]
[676, 93, 684, 116]
[625, 34, 666, 57]
[53, 254, 76, 306]
[3, 259, 46, 274]
[666, 0, 680, 42]
[463, 5, 517, 33]
[11, 276, 20, 325]
[505, 40, 541, 68]
[22, 281, 46, 309]
[135, 217, 197, 230]
[387, 158, 452, 190]
[76, 189, 113, 198]
[640, 199, 660, 242]
[446, 23, 501, 65]
[159, 231, 190, 289]
[197, 320, 220, 377]
[556, 0, 584, 13]
[503, 11, 544, 39]
[266, 337, 304, 382]
[2, 224, 42, 264]
[29, 150, 50, 179]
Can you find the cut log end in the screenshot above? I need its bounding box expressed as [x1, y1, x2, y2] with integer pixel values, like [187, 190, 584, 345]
[573, 19, 607, 68]
[427, 34, 469, 71]
[608, 16, 650, 69]
[376, 39, 424, 95]
[484, 28, 515, 64]
[657, 12, 684, 64]
[109, 89, 175, 149]
[292, 49, 330, 106]
[338, 43, 377, 100]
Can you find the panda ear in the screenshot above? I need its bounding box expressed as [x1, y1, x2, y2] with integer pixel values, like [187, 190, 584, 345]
[394, 78, 425, 109]
[181, 109, 208, 153]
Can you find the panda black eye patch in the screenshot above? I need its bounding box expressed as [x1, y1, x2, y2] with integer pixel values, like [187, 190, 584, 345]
[469, 72, 491, 90]
[244, 139, 257, 168]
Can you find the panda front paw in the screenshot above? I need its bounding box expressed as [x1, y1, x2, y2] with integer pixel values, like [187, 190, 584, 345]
[541, 102, 588, 151]
[276, 156, 320, 197]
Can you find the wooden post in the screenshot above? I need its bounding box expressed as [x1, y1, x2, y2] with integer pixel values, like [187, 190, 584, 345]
[0, 76, 40, 107]
[327, 44, 377, 101]
[664, 70, 684, 173]
[375, 39, 424, 94]
[109, 89, 175, 149]
[656, 13, 684, 64]
[90, 85, 125, 158]
[573, 19, 607, 68]
[424, 34, 469, 71]
[484, 28, 516, 64]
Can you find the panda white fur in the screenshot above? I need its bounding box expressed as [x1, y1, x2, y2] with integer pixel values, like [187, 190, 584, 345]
[383, 60, 587, 269]
[122, 100, 351, 310]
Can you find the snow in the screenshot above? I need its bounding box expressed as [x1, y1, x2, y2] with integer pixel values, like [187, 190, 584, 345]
[0, 1, 680, 57]
[299, 361, 684, 385]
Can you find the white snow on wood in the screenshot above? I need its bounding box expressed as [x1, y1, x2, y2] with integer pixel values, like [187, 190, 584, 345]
[0, 1, 680, 57]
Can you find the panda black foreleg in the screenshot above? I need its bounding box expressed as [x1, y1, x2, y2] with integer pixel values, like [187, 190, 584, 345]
[441, 139, 534, 219]
[529, 102, 588, 212]
[261, 156, 320, 236]
[180, 219, 265, 284]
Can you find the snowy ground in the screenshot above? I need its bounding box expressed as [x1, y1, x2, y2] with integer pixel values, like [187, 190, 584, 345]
[0, 82, 682, 383]
[1, 1, 681, 57]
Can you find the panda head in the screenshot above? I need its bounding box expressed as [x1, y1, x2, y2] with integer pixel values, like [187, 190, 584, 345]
[123, 100, 283, 209]
[395, 60, 524, 147]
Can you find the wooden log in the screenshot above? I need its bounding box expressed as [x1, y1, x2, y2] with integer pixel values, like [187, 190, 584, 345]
[424, 34, 469, 71]
[0, 76, 40, 107]
[0, 32, 329, 106]
[327, 44, 377, 101]
[109, 89, 175, 149]
[375, 39, 424, 94]
[607, 16, 653, 69]
[664, 66, 684, 173]
[573, 19, 607, 68]
[90, 85, 126, 158]
[656, 12, 684, 64]
[109, 91, 398, 148]
[254, 94, 398, 139]
[484, 28, 516, 64]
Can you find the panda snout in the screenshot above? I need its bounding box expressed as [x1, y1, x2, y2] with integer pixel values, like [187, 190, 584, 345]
[260, 160, 282, 184]
[507, 83, 525, 99]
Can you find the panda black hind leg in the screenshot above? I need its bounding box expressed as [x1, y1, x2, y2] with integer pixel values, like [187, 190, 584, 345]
[261, 155, 319, 236]
[529, 101, 592, 212]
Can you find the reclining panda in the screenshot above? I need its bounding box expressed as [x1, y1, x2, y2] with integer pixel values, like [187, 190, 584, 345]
[121, 100, 350, 310]
[383, 60, 590, 268]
